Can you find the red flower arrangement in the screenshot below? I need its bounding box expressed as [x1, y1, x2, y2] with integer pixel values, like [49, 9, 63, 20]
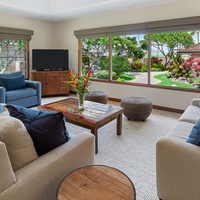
[63, 68, 92, 94]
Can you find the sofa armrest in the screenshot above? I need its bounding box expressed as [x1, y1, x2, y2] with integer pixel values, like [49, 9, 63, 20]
[25, 80, 42, 105]
[0, 142, 16, 193]
[0, 132, 95, 200]
[0, 87, 6, 103]
[191, 98, 200, 106]
[156, 137, 200, 200]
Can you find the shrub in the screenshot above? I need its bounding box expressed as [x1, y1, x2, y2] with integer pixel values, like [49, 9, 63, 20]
[99, 56, 131, 75]
[141, 64, 148, 72]
[181, 56, 200, 78]
[95, 70, 117, 80]
[132, 60, 143, 71]
[166, 55, 192, 79]
[151, 63, 166, 71]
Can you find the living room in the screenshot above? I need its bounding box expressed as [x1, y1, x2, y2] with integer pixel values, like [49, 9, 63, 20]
[1, 0, 200, 200]
[0, 0, 199, 110]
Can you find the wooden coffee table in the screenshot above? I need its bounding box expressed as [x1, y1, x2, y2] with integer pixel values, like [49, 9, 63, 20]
[38, 98, 124, 153]
[57, 165, 136, 200]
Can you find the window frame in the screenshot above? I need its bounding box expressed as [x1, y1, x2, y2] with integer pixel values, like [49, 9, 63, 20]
[0, 26, 33, 79]
[76, 16, 200, 93]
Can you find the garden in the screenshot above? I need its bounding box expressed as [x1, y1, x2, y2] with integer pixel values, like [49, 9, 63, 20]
[82, 32, 200, 89]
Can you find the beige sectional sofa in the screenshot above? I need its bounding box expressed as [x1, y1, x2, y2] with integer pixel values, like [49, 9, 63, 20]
[0, 108, 95, 200]
[156, 98, 200, 200]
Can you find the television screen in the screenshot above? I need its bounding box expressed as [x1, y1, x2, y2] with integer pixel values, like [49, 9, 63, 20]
[32, 49, 69, 71]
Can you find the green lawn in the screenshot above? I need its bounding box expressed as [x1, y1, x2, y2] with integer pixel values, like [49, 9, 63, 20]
[93, 72, 197, 89]
[153, 73, 196, 88]
[117, 73, 136, 81]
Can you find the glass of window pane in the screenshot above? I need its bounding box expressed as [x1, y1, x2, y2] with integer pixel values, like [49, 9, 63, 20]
[0, 40, 26, 75]
[112, 34, 148, 83]
[82, 37, 109, 80]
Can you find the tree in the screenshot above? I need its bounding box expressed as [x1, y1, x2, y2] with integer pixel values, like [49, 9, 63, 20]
[0, 40, 26, 73]
[82, 36, 147, 71]
[82, 37, 109, 71]
[147, 32, 194, 66]
[112, 36, 147, 59]
[189, 31, 200, 43]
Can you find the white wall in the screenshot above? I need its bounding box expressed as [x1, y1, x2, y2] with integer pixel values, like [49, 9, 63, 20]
[54, 1, 200, 110]
[0, 13, 55, 48]
[0, 12, 55, 74]
[0, 0, 200, 110]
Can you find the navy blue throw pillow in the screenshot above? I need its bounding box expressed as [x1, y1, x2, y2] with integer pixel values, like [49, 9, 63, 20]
[186, 119, 200, 146]
[6, 104, 71, 156]
[0, 71, 23, 87]
[0, 75, 26, 91]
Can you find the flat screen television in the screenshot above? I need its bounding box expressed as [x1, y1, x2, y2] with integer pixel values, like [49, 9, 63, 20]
[32, 49, 69, 71]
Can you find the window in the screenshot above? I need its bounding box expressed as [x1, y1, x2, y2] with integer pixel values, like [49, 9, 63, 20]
[75, 16, 200, 91]
[82, 37, 109, 80]
[0, 40, 27, 76]
[82, 35, 148, 82]
[112, 34, 148, 83]
[0, 26, 33, 79]
[149, 31, 197, 89]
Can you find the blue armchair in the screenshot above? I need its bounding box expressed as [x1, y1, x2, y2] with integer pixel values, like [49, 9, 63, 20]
[0, 71, 41, 107]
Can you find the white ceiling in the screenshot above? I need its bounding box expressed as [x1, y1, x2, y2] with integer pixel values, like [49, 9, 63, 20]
[0, 0, 178, 21]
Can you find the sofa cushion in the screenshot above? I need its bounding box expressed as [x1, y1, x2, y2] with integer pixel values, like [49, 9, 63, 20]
[0, 75, 26, 91]
[167, 121, 194, 142]
[6, 105, 71, 156]
[0, 141, 16, 192]
[6, 88, 37, 102]
[186, 119, 200, 146]
[179, 105, 200, 124]
[0, 116, 38, 171]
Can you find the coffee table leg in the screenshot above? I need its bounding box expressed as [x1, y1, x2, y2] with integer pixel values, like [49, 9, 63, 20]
[117, 113, 122, 135]
[91, 127, 98, 154]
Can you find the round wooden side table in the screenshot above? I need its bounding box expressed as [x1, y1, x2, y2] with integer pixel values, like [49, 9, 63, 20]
[57, 165, 136, 200]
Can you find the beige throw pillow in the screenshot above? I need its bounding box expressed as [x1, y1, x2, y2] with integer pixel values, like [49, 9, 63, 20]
[0, 116, 38, 171]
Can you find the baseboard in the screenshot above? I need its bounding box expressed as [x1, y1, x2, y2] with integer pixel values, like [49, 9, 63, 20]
[108, 97, 121, 102]
[107, 97, 184, 114]
[152, 105, 184, 114]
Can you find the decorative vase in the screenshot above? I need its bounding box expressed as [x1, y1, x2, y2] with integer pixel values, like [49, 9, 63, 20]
[77, 93, 85, 110]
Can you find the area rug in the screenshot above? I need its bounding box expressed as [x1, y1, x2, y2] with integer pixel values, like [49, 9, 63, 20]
[40, 96, 180, 199]
[65, 108, 180, 200]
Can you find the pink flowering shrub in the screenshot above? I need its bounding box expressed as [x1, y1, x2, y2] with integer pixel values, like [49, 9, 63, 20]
[166, 54, 191, 79]
[181, 56, 200, 78]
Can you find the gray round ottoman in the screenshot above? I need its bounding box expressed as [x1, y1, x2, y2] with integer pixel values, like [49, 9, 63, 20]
[121, 97, 152, 121]
[85, 91, 108, 104]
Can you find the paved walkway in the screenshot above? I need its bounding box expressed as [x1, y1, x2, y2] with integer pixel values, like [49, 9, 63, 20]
[125, 71, 164, 84]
